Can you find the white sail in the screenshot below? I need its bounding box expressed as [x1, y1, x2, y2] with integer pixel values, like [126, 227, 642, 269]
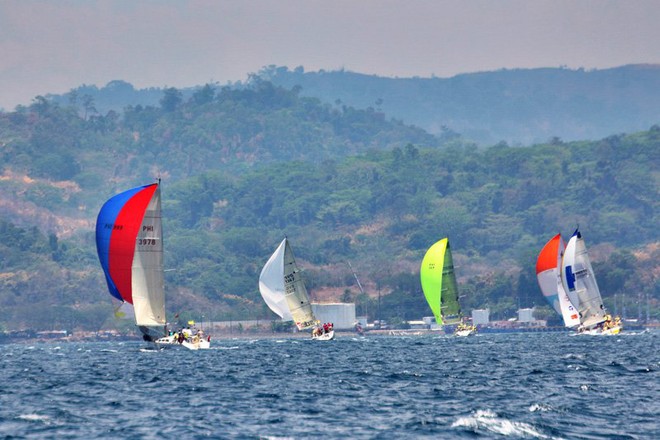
[282, 239, 316, 330]
[557, 280, 581, 329]
[132, 184, 166, 327]
[258, 239, 294, 321]
[259, 238, 317, 330]
[561, 230, 606, 329]
[537, 234, 580, 328]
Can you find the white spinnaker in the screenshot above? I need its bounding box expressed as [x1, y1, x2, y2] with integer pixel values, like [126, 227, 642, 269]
[259, 239, 294, 321]
[132, 185, 166, 327]
[538, 235, 580, 327]
[537, 267, 562, 316]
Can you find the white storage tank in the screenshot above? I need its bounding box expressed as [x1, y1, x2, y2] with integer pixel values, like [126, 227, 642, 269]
[311, 303, 356, 330]
[518, 308, 535, 322]
[472, 309, 490, 325]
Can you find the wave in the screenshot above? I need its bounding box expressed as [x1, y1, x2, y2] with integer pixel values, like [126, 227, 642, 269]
[17, 414, 51, 423]
[452, 409, 562, 439]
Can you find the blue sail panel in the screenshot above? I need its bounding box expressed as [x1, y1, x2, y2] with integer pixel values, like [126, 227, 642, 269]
[95, 185, 153, 302]
[565, 266, 576, 291]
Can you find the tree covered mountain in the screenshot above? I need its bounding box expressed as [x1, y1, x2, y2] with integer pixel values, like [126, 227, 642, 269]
[43, 64, 660, 146]
[262, 64, 660, 145]
[0, 81, 658, 332]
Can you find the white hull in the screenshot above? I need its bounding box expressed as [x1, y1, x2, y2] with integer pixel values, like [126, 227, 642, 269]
[312, 330, 335, 341]
[155, 334, 211, 350]
[455, 329, 476, 337]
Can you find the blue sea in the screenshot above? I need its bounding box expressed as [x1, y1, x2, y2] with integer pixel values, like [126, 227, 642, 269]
[1, 331, 657, 439]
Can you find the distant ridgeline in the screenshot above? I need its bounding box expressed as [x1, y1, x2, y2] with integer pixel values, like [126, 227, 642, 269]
[0, 76, 658, 332]
[261, 64, 660, 145]
[41, 64, 660, 146]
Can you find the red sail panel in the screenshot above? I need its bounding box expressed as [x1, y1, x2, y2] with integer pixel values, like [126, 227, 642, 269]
[108, 184, 157, 305]
[536, 234, 561, 275]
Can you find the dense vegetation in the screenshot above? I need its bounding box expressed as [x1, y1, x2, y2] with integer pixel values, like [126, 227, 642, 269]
[44, 65, 660, 146]
[0, 80, 658, 332]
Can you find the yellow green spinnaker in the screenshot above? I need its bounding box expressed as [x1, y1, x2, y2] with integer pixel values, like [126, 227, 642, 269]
[420, 238, 462, 326]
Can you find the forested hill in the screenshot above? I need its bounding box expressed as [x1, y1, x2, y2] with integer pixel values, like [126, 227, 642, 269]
[262, 64, 660, 145]
[0, 81, 658, 332]
[43, 64, 660, 146]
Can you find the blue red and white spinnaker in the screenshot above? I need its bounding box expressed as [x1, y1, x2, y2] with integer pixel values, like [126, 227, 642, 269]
[95, 181, 210, 349]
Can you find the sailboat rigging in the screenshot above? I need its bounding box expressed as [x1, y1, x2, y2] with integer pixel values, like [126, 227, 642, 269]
[259, 238, 334, 341]
[561, 228, 621, 335]
[95, 181, 210, 349]
[536, 234, 581, 329]
[537, 229, 621, 335]
[420, 238, 475, 336]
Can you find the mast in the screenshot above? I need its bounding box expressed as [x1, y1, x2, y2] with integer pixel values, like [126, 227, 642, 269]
[347, 261, 366, 296]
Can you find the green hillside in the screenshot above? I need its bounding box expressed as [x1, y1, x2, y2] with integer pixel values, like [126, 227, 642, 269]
[0, 82, 658, 332]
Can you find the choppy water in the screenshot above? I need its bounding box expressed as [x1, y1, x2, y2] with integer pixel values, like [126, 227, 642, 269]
[1, 331, 658, 439]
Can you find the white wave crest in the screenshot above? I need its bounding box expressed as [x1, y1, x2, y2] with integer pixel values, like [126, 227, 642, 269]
[18, 414, 50, 423]
[452, 409, 561, 439]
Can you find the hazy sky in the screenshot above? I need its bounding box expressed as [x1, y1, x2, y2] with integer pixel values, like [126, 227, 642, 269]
[1, 0, 659, 110]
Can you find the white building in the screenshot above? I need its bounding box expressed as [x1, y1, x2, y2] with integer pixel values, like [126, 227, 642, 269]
[311, 303, 356, 330]
[472, 309, 490, 325]
[518, 308, 535, 322]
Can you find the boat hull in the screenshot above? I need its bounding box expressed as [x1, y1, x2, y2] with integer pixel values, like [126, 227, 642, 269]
[312, 330, 335, 341]
[579, 325, 622, 336]
[455, 329, 476, 337]
[155, 334, 211, 350]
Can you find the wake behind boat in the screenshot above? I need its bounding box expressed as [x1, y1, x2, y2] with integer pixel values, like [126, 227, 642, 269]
[95, 180, 211, 350]
[259, 238, 334, 341]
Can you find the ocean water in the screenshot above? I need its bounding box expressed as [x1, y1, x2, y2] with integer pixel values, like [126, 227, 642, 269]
[1, 331, 657, 439]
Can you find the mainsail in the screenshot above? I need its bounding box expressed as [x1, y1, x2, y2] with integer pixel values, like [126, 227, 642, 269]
[420, 238, 462, 326]
[561, 229, 606, 329]
[536, 234, 580, 328]
[259, 238, 317, 330]
[95, 182, 166, 340]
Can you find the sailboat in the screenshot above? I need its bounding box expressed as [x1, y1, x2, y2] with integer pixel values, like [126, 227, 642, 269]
[420, 238, 475, 336]
[259, 238, 333, 341]
[560, 228, 621, 335]
[95, 181, 210, 350]
[536, 234, 581, 329]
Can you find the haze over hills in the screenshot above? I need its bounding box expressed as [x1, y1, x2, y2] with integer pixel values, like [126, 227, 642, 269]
[45, 64, 660, 146]
[0, 74, 658, 333]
